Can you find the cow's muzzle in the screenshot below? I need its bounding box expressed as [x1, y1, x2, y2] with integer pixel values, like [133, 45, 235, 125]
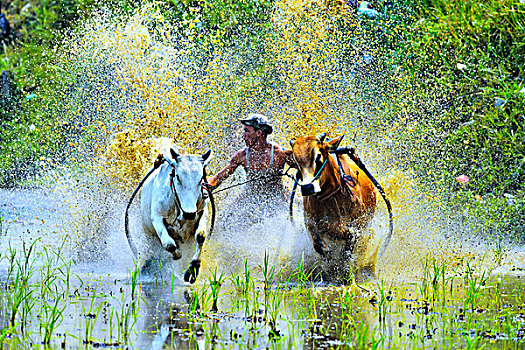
[182, 211, 197, 220]
[301, 183, 316, 196]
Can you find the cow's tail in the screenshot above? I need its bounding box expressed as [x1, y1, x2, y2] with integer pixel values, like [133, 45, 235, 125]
[124, 154, 165, 257]
[335, 147, 394, 259]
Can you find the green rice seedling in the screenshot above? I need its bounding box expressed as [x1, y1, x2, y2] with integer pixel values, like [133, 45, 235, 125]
[229, 271, 243, 295]
[492, 231, 505, 266]
[292, 255, 313, 289]
[18, 281, 36, 335]
[8, 279, 34, 333]
[108, 306, 115, 343]
[242, 259, 252, 295]
[207, 267, 225, 313]
[250, 285, 261, 330]
[463, 258, 490, 311]
[113, 287, 139, 345]
[354, 321, 371, 349]
[19, 239, 39, 278]
[170, 274, 177, 302]
[185, 287, 201, 317]
[418, 255, 431, 302]
[376, 280, 393, 325]
[129, 259, 141, 313]
[515, 284, 523, 306]
[265, 287, 284, 337]
[430, 258, 446, 303]
[83, 289, 104, 344]
[155, 254, 164, 286]
[7, 239, 39, 332]
[242, 287, 252, 320]
[339, 286, 356, 323]
[40, 292, 66, 344]
[446, 260, 461, 299]
[491, 278, 503, 309]
[260, 251, 276, 292]
[56, 256, 74, 295]
[52, 241, 76, 295]
[464, 334, 484, 350]
[4, 245, 17, 286]
[39, 246, 63, 300]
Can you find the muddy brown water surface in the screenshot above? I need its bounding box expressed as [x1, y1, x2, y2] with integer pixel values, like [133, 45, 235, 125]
[1, 188, 525, 349]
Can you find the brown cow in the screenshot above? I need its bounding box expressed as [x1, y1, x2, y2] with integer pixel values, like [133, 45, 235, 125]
[288, 133, 385, 281]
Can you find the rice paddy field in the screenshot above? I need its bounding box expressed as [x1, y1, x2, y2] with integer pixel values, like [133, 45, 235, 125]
[1, 0, 524, 348]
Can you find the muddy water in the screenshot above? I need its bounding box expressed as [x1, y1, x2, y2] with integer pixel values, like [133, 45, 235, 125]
[1, 185, 525, 349]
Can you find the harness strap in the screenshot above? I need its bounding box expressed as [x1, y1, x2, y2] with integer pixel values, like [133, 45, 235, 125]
[336, 153, 357, 189]
[169, 168, 184, 212]
[314, 154, 353, 202]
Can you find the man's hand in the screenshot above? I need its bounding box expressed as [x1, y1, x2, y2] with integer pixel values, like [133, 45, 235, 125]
[207, 175, 218, 190]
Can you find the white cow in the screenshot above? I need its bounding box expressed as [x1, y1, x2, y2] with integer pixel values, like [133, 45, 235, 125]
[138, 139, 212, 283]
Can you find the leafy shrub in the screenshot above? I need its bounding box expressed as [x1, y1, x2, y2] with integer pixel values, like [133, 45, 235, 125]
[357, 0, 525, 240]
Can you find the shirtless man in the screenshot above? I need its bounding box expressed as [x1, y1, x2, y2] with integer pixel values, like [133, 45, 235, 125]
[208, 113, 295, 223]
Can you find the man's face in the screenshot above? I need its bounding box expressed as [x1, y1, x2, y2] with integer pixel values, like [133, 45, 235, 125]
[242, 125, 263, 147]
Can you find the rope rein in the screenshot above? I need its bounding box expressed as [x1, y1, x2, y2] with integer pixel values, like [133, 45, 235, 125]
[209, 166, 296, 194]
[124, 153, 165, 257]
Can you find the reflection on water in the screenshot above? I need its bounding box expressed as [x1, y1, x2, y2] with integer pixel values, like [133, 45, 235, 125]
[0, 211, 524, 349]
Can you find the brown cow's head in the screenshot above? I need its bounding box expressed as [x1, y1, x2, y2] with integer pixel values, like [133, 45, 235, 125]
[289, 133, 344, 196]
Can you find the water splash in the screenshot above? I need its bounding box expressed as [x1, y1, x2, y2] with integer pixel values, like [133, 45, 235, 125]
[9, 1, 521, 280]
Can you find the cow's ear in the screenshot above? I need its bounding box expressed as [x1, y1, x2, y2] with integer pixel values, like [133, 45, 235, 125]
[326, 134, 344, 152]
[317, 132, 327, 143]
[170, 148, 181, 161]
[201, 149, 213, 167]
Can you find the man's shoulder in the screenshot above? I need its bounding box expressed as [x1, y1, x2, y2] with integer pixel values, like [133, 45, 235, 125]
[231, 147, 247, 164]
[270, 142, 285, 152]
[270, 142, 290, 155]
[270, 142, 294, 167]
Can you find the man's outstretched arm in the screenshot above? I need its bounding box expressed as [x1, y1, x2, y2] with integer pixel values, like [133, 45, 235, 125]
[207, 150, 243, 189]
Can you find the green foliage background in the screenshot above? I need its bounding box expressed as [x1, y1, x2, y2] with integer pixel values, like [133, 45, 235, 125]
[358, 0, 525, 240]
[0, 0, 523, 240]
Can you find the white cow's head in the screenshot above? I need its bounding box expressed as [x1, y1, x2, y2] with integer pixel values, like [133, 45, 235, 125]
[164, 148, 212, 220]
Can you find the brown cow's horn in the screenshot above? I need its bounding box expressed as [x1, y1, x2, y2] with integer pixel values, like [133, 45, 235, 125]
[289, 139, 295, 147]
[317, 132, 327, 142]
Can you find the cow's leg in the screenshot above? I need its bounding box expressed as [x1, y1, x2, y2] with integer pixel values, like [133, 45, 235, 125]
[151, 215, 182, 260]
[184, 211, 208, 284]
[164, 218, 183, 243]
[307, 220, 331, 259]
[183, 232, 205, 284]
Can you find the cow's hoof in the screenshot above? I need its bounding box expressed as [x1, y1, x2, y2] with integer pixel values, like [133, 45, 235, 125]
[166, 244, 182, 260]
[184, 260, 201, 284]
